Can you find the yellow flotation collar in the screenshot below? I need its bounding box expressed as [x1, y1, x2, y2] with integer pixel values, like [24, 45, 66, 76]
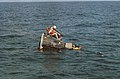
[72, 47, 81, 50]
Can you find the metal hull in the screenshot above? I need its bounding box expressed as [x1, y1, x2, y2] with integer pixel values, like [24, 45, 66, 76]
[38, 33, 82, 50]
[39, 33, 65, 50]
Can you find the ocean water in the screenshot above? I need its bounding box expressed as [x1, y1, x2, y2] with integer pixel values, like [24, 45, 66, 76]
[0, 1, 120, 79]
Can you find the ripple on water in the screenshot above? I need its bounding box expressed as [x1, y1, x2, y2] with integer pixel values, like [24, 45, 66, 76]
[0, 34, 24, 38]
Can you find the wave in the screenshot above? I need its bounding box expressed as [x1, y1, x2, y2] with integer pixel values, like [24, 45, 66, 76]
[0, 34, 24, 38]
[0, 47, 27, 50]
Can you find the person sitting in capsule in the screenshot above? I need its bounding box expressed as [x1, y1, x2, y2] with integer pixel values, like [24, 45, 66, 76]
[46, 25, 62, 40]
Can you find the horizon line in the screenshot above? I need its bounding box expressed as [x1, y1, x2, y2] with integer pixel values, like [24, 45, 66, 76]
[0, 0, 120, 2]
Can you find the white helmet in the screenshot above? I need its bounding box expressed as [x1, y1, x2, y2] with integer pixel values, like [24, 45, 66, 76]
[53, 25, 56, 29]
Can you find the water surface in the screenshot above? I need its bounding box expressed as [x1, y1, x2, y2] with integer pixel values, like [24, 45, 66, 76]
[0, 2, 120, 79]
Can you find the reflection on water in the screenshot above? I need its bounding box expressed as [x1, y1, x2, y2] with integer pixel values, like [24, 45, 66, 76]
[42, 52, 60, 72]
[38, 51, 62, 79]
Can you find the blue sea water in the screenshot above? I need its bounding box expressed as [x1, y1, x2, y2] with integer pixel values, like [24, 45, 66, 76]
[0, 1, 120, 79]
